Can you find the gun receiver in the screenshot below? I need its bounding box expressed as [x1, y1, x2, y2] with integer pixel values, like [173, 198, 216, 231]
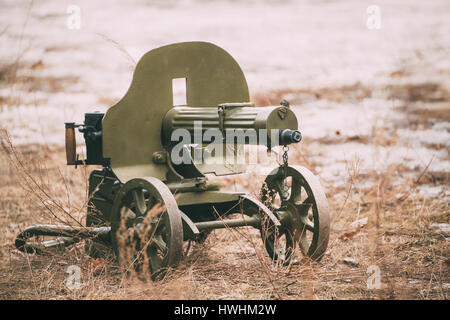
[162, 103, 301, 147]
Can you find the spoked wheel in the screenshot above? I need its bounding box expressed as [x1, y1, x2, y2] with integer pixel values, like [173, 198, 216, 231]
[110, 177, 183, 280]
[260, 165, 330, 264]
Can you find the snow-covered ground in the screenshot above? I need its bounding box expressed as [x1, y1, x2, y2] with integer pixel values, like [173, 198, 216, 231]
[0, 0, 449, 200]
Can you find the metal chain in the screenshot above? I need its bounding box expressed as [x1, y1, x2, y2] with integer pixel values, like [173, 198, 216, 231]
[282, 145, 289, 168]
[281, 145, 289, 200]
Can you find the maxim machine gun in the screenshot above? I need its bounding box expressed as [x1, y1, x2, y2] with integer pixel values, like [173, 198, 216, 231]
[15, 42, 330, 279]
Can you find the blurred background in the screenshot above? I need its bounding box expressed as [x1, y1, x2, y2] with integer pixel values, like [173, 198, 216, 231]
[0, 0, 448, 299]
[1, 0, 449, 182]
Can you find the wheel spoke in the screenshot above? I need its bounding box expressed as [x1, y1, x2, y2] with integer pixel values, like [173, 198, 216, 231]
[296, 196, 313, 215]
[151, 235, 168, 254]
[303, 196, 313, 205]
[147, 246, 163, 273]
[301, 217, 315, 232]
[298, 228, 310, 254]
[132, 189, 147, 216]
[121, 207, 137, 228]
[273, 179, 288, 201]
[289, 177, 301, 202]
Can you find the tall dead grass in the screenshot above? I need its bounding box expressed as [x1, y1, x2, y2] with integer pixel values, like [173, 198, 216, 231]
[1, 124, 448, 299]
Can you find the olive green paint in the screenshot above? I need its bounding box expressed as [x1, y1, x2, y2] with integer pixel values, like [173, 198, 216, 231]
[103, 42, 250, 182]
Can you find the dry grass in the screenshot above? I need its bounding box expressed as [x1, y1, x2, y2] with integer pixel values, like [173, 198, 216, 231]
[0, 120, 448, 299]
[0, 37, 448, 298]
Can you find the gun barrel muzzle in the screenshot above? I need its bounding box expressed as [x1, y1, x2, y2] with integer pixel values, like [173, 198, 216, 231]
[280, 129, 302, 145]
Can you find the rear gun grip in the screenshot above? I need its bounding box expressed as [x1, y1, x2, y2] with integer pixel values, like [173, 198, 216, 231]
[65, 122, 76, 164]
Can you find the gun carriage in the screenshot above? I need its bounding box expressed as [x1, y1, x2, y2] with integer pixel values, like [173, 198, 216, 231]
[15, 42, 330, 279]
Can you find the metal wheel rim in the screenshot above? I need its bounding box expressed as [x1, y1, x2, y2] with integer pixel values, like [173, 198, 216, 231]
[261, 165, 330, 262]
[110, 177, 183, 279]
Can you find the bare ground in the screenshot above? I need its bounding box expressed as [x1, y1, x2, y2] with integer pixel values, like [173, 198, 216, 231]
[0, 0, 449, 300]
[0, 96, 448, 299]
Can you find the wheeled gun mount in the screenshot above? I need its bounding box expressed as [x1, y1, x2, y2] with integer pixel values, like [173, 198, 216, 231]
[17, 42, 330, 280]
